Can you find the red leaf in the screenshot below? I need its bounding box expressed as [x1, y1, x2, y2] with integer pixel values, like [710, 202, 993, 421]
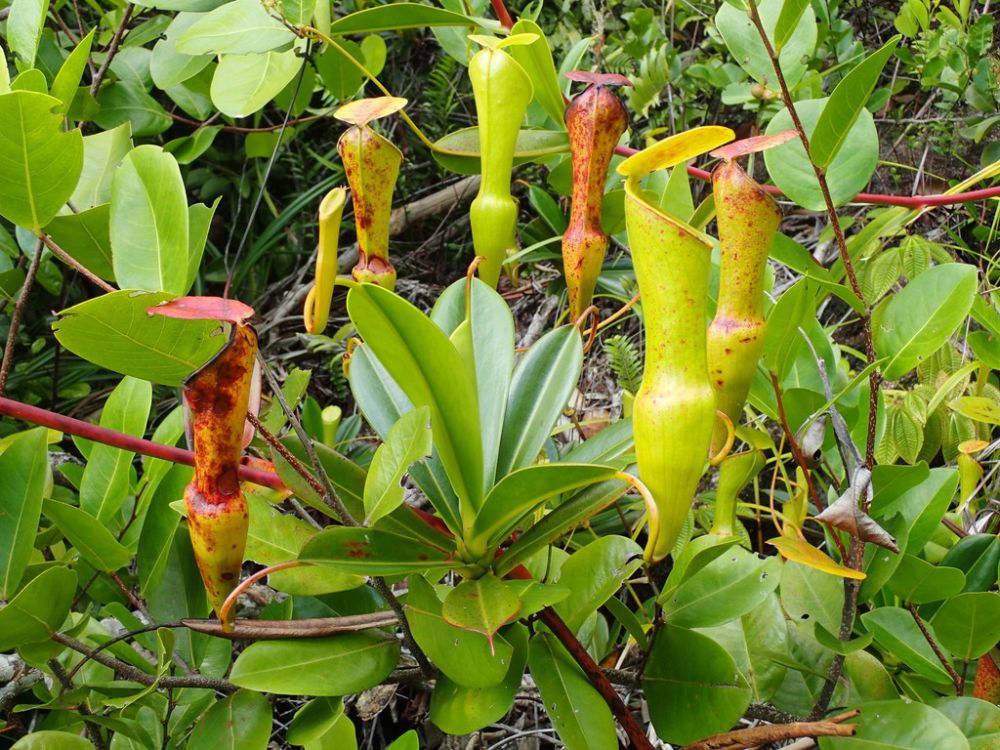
[147, 296, 255, 324]
[710, 130, 797, 160]
[564, 71, 633, 87]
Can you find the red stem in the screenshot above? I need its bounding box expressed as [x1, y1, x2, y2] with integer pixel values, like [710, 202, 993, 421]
[490, 0, 514, 29]
[612, 145, 1000, 208]
[0, 396, 285, 490]
[508, 565, 655, 750]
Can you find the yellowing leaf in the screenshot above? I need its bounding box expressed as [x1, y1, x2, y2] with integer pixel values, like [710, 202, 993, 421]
[333, 96, 408, 127]
[768, 536, 866, 580]
[616, 126, 734, 179]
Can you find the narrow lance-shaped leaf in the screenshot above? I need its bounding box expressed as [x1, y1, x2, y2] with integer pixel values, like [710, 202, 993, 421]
[364, 406, 432, 526]
[810, 36, 900, 169]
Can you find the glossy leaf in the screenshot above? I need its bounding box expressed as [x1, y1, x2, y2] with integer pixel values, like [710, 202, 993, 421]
[934, 697, 1000, 750]
[407, 575, 513, 688]
[507, 19, 565, 124]
[716, 0, 817, 87]
[0, 429, 48, 599]
[53, 290, 226, 386]
[644, 624, 753, 745]
[429, 624, 528, 735]
[469, 463, 617, 552]
[885, 555, 966, 604]
[230, 632, 399, 696]
[245, 495, 364, 595]
[617, 126, 734, 178]
[79, 375, 151, 523]
[429, 278, 515, 491]
[764, 98, 878, 210]
[931, 593, 1000, 661]
[5, 0, 48, 67]
[176, 0, 296, 55]
[45, 204, 115, 281]
[432, 127, 569, 175]
[348, 283, 483, 513]
[819, 700, 969, 749]
[50, 30, 95, 112]
[43, 499, 132, 571]
[211, 50, 302, 118]
[0, 91, 83, 230]
[496, 325, 582, 477]
[286, 697, 346, 746]
[773, 0, 812, 51]
[860, 607, 953, 684]
[811, 37, 900, 168]
[0, 566, 76, 651]
[780, 560, 845, 633]
[151, 12, 214, 89]
[329, 3, 476, 34]
[71, 123, 132, 210]
[442, 573, 521, 644]
[299, 527, 454, 576]
[96, 82, 173, 137]
[876, 263, 977, 381]
[528, 632, 618, 750]
[553, 535, 643, 633]
[662, 546, 782, 627]
[188, 690, 272, 750]
[495, 477, 629, 577]
[10, 733, 93, 750]
[364, 406, 431, 526]
[147, 295, 254, 323]
[111, 145, 190, 294]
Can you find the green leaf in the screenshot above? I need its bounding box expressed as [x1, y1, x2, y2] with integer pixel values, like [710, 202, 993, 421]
[329, 3, 476, 34]
[287, 697, 346, 746]
[528, 632, 618, 750]
[79, 375, 151, 523]
[819, 700, 969, 750]
[230, 632, 399, 696]
[0, 91, 83, 230]
[441, 573, 521, 643]
[245, 494, 364, 595]
[553, 535, 643, 633]
[764, 98, 878, 210]
[507, 19, 565, 125]
[931, 592, 1000, 661]
[71, 123, 132, 210]
[406, 575, 513, 688]
[662, 547, 782, 628]
[51, 30, 95, 112]
[314, 40, 364, 101]
[188, 690, 272, 750]
[495, 477, 631, 577]
[347, 284, 483, 514]
[430, 278, 515, 491]
[763, 279, 816, 377]
[43, 499, 132, 571]
[0, 48, 9, 94]
[210, 50, 302, 118]
[432, 127, 570, 175]
[6, 0, 49, 68]
[151, 12, 214, 89]
[779, 560, 845, 633]
[10, 732, 94, 750]
[299, 527, 454, 576]
[885, 555, 966, 604]
[429, 624, 528, 735]
[95, 82, 173, 137]
[934, 697, 1000, 750]
[184, 197, 218, 292]
[111, 145, 190, 294]
[45, 204, 115, 281]
[871, 465, 958, 555]
[860, 607, 953, 684]
[939, 534, 1000, 595]
[773, 0, 812, 51]
[644, 624, 753, 745]
[176, 0, 296, 54]
[0, 429, 48, 598]
[385, 731, 418, 750]
[469, 464, 617, 553]
[496, 325, 583, 476]
[52, 290, 226, 386]
[716, 0, 816, 88]
[364, 406, 432, 526]
[811, 37, 900, 168]
[0, 566, 76, 651]
[876, 264, 977, 381]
